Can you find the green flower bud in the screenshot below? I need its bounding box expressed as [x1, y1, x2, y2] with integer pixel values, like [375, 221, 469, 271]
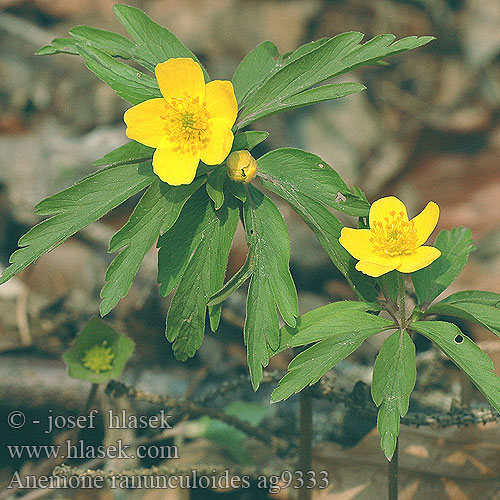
[226, 150, 257, 183]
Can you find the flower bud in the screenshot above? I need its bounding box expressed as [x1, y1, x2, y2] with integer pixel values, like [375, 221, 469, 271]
[226, 150, 257, 183]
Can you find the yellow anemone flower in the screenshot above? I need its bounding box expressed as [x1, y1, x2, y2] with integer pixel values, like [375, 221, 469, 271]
[124, 58, 237, 186]
[339, 196, 441, 277]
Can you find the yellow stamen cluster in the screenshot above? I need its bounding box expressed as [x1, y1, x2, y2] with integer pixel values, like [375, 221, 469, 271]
[162, 95, 211, 154]
[369, 210, 418, 256]
[82, 342, 115, 374]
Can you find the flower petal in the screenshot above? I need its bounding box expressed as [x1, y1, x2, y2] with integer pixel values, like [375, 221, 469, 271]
[411, 201, 439, 247]
[356, 260, 399, 277]
[124, 98, 168, 148]
[152, 144, 200, 186]
[369, 196, 408, 228]
[204, 80, 237, 127]
[200, 119, 234, 165]
[397, 246, 441, 273]
[155, 58, 205, 102]
[339, 228, 376, 261]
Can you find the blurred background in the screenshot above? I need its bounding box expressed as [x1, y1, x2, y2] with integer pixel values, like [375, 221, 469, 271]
[1, 0, 500, 499]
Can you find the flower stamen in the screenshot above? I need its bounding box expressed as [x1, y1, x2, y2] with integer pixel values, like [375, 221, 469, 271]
[162, 96, 211, 155]
[370, 211, 418, 257]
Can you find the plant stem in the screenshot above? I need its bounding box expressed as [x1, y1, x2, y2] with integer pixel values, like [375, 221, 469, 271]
[388, 438, 399, 500]
[398, 273, 406, 322]
[299, 387, 313, 500]
[83, 383, 99, 416]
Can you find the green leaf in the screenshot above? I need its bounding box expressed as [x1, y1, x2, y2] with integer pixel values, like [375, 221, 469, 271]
[272, 301, 385, 356]
[237, 33, 434, 128]
[228, 180, 247, 202]
[165, 191, 238, 360]
[36, 37, 79, 56]
[412, 227, 476, 308]
[243, 82, 366, 122]
[93, 141, 154, 167]
[206, 168, 227, 210]
[372, 330, 416, 460]
[232, 41, 280, 104]
[281, 38, 329, 63]
[0, 162, 155, 286]
[257, 149, 376, 302]
[231, 131, 269, 152]
[270, 309, 393, 402]
[76, 44, 161, 105]
[70, 25, 137, 58]
[243, 186, 299, 389]
[100, 178, 204, 316]
[63, 317, 135, 384]
[257, 148, 370, 217]
[412, 321, 500, 412]
[378, 270, 399, 303]
[208, 255, 252, 307]
[113, 4, 209, 79]
[426, 291, 500, 337]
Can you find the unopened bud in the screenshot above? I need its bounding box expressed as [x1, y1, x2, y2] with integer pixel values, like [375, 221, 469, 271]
[226, 150, 257, 183]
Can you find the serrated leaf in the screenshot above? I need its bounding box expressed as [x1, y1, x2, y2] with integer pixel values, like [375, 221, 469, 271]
[412, 227, 476, 308]
[243, 186, 298, 389]
[271, 301, 386, 356]
[165, 192, 238, 360]
[70, 25, 137, 58]
[257, 148, 370, 217]
[426, 290, 500, 337]
[280, 81, 365, 108]
[281, 38, 329, 63]
[157, 189, 215, 297]
[36, 37, 79, 56]
[93, 141, 154, 167]
[0, 162, 155, 286]
[113, 4, 208, 79]
[412, 321, 500, 412]
[232, 41, 280, 104]
[236, 33, 434, 128]
[231, 131, 269, 152]
[270, 309, 393, 402]
[76, 44, 161, 105]
[100, 178, 204, 316]
[206, 168, 227, 210]
[372, 330, 416, 460]
[257, 150, 376, 302]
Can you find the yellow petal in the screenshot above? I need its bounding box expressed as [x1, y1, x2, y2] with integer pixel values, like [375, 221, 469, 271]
[411, 201, 439, 247]
[339, 228, 376, 261]
[124, 98, 168, 148]
[356, 260, 399, 277]
[155, 58, 205, 102]
[152, 144, 200, 186]
[204, 80, 237, 127]
[397, 246, 441, 273]
[369, 196, 408, 227]
[200, 119, 234, 165]
[339, 228, 399, 266]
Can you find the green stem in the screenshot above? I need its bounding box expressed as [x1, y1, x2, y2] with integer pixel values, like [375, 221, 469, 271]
[299, 387, 313, 500]
[388, 438, 399, 500]
[397, 273, 406, 329]
[83, 383, 99, 416]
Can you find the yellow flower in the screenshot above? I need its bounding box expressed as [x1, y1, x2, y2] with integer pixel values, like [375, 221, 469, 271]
[339, 196, 441, 277]
[226, 150, 257, 183]
[124, 58, 237, 186]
